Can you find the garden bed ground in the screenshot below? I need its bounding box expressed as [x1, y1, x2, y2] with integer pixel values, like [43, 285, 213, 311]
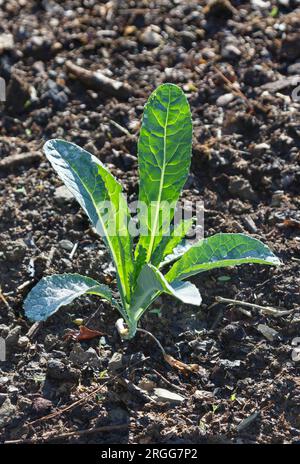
[0, 0, 300, 444]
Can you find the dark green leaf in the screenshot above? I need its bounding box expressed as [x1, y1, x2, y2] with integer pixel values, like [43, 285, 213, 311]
[166, 233, 281, 282]
[136, 83, 192, 265]
[129, 264, 201, 323]
[43, 139, 134, 304]
[24, 273, 118, 321]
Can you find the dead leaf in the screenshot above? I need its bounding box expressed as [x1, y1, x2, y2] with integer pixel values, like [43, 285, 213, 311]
[164, 354, 204, 375]
[64, 325, 105, 342]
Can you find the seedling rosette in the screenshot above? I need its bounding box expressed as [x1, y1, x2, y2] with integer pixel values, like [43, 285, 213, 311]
[24, 84, 280, 339]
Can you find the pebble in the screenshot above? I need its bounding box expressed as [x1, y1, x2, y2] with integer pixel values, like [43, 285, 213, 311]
[153, 388, 185, 404]
[108, 352, 123, 372]
[193, 390, 214, 400]
[216, 93, 235, 107]
[140, 26, 162, 47]
[69, 344, 101, 370]
[17, 336, 29, 349]
[54, 185, 74, 206]
[0, 397, 16, 428]
[251, 0, 270, 8]
[228, 176, 258, 202]
[0, 33, 14, 53]
[59, 239, 74, 251]
[257, 324, 279, 342]
[253, 142, 270, 153]
[221, 44, 241, 60]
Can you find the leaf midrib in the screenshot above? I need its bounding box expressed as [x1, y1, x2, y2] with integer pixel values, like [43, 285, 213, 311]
[146, 86, 171, 262]
[67, 162, 130, 305]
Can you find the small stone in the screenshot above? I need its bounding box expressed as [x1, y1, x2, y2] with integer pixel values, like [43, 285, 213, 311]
[140, 26, 162, 47]
[219, 359, 241, 369]
[59, 239, 74, 251]
[153, 388, 185, 404]
[228, 176, 258, 202]
[17, 336, 29, 349]
[69, 344, 101, 370]
[108, 352, 123, 372]
[193, 390, 214, 400]
[251, 0, 270, 8]
[257, 324, 279, 342]
[54, 185, 74, 206]
[216, 93, 235, 107]
[0, 397, 16, 428]
[221, 44, 241, 60]
[47, 359, 80, 382]
[253, 142, 270, 153]
[0, 33, 14, 53]
[0, 376, 9, 387]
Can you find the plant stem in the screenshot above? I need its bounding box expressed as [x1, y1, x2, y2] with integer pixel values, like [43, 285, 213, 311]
[136, 328, 166, 356]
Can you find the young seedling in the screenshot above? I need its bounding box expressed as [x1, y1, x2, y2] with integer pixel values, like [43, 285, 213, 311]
[24, 84, 280, 339]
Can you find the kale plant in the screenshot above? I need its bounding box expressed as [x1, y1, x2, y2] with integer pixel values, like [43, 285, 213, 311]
[24, 84, 280, 339]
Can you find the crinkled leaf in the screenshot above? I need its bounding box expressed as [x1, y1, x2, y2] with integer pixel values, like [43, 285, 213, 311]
[130, 264, 201, 323]
[166, 233, 281, 282]
[43, 139, 134, 304]
[136, 83, 192, 265]
[24, 273, 119, 322]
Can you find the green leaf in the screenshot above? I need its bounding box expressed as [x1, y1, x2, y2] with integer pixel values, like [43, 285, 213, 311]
[43, 139, 134, 305]
[24, 273, 119, 322]
[152, 218, 193, 267]
[129, 264, 201, 324]
[136, 83, 192, 265]
[159, 239, 194, 269]
[166, 233, 280, 282]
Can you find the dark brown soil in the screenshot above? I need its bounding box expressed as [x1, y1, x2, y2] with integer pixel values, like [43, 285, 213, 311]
[0, 0, 300, 444]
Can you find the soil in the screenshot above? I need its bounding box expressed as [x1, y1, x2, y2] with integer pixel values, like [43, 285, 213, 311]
[0, 0, 300, 445]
